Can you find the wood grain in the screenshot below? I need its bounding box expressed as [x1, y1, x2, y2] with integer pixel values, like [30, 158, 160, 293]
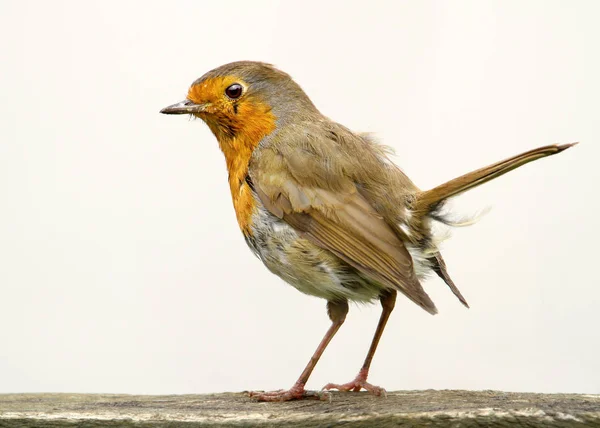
[1, 390, 599, 427]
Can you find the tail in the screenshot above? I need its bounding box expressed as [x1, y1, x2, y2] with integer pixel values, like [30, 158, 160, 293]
[413, 143, 577, 215]
[415, 142, 577, 309]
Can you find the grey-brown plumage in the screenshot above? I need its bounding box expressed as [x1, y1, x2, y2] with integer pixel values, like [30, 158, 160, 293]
[161, 61, 576, 401]
[250, 115, 575, 314]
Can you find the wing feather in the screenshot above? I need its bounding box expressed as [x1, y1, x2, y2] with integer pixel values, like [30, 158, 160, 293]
[255, 179, 437, 314]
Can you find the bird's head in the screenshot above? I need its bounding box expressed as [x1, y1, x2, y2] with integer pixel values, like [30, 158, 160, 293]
[161, 61, 318, 144]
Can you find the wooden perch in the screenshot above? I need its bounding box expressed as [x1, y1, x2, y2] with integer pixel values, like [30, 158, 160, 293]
[1, 390, 599, 427]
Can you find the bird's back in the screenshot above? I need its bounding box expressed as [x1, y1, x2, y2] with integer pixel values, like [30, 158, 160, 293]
[251, 119, 421, 230]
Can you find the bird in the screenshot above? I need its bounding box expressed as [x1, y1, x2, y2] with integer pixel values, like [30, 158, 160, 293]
[160, 61, 576, 402]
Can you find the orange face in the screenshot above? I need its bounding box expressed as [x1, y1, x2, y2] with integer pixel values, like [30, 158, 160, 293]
[186, 76, 276, 145]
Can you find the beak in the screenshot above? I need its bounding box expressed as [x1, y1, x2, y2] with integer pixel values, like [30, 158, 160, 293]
[160, 100, 208, 115]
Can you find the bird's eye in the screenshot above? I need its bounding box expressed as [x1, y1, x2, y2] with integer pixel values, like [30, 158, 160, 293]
[225, 83, 243, 99]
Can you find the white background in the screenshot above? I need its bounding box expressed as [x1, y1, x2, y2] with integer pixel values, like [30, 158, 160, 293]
[1, 1, 598, 395]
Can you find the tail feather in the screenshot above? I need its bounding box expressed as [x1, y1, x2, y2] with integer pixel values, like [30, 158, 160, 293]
[430, 253, 469, 308]
[414, 143, 577, 214]
[415, 142, 577, 308]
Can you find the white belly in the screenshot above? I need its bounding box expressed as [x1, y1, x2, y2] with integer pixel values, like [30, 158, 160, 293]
[244, 205, 384, 303]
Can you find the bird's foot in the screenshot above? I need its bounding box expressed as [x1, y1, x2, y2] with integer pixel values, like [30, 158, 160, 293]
[248, 382, 329, 402]
[322, 368, 386, 396]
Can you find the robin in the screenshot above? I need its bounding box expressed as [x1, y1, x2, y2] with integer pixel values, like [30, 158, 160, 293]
[160, 61, 575, 402]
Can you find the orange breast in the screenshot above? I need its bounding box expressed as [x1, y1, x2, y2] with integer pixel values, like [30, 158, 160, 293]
[218, 103, 276, 235]
[230, 180, 256, 235]
[187, 76, 277, 236]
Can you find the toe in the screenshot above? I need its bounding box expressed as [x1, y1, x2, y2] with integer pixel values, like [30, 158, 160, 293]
[322, 380, 387, 396]
[362, 382, 386, 396]
[322, 382, 351, 392]
[248, 386, 325, 402]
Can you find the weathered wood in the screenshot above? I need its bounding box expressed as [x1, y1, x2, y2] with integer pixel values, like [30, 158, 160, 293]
[0, 390, 599, 427]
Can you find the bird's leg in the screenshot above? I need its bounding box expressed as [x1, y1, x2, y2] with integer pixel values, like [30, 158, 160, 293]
[249, 300, 348, 402]
[323, 290, 397, 395]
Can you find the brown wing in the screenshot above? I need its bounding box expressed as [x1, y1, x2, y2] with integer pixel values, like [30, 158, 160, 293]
[254, 174, 437, 314]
